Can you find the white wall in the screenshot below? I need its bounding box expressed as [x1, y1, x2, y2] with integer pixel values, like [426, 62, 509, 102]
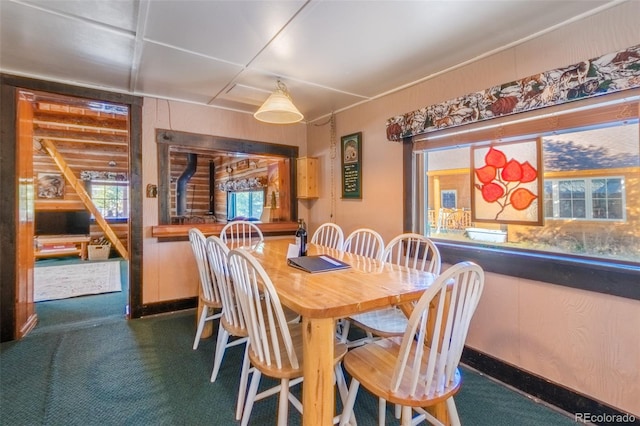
[142, 99, 306, 302]
[305, 1, 640, 415]
[140, 2, 640, 414]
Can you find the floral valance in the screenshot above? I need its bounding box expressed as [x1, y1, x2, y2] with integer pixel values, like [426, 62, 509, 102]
[217, 176, 265, 192]
[80, 171, 128, 181]
[386, 44, 640, 141]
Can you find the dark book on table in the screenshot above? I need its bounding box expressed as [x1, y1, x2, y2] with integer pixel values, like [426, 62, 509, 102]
[287, 255, 351, 273]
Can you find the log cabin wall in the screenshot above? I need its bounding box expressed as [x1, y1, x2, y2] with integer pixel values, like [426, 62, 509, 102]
[31, 95, 129, 251]
[168, 148, 220, 221]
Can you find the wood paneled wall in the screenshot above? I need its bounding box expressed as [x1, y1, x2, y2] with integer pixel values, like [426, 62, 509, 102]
[31, 96, 129, 250]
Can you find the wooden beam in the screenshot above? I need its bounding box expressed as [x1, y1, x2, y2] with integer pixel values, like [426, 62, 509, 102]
[40, 138, 129, 260]
[34, 127, 128, 145]
[34, 110, 128, 132]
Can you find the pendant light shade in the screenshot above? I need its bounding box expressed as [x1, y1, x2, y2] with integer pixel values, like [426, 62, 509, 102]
[254, 80, 303, 124]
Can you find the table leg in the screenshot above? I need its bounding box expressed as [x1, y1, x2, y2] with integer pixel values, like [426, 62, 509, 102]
[302, 316, 335, 426]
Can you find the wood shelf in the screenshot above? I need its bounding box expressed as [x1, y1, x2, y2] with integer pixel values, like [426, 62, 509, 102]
[151, 221, 298, 240]
[34, 235, 91, 260]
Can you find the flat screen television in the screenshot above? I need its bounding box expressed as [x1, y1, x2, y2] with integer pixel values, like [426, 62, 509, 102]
[35, 210, 91, 236]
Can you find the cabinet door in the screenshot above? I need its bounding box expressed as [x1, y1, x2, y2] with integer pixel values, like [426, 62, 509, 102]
[297, 157, 318, 199]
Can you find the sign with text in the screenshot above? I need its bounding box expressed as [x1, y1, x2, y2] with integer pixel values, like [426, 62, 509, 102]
[341, 132, 362, 199]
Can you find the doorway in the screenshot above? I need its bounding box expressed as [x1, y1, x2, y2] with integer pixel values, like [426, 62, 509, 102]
[0, 74, 144, 342]
[28, 89, 130, 332]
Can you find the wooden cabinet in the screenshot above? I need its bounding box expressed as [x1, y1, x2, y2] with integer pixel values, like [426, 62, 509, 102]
[297, 157, 318, 199]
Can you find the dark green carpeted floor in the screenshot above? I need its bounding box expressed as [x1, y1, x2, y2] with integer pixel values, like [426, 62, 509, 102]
[30, 257, 128, 334]
[1, 265, 576, 425]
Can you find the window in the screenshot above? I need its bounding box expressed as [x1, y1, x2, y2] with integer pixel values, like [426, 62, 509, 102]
[227, 190, 264, 220]
[416, 109, 639, 264]
[441, 190, 457, 208]
[544, 177, 625, 220]
[90, 181, 129, 219]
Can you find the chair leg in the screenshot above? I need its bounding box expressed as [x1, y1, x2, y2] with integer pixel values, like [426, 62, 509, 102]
[334, 364, 357, 426]
[334, 364, 348, 404]
[210, 325, 229, 382]
[446, 397, 461, 426]
[236, 343, 251, 420]
[338, 379, 360, 426]
[241, 369, 262, 426]
[401, 406, 412, 426]
[395, 403, 401, 419]
[339, 319, 351, 343]
[378, 397, 386, 426]
[192, 306, 208, 350]
[277, 378, 290, 426]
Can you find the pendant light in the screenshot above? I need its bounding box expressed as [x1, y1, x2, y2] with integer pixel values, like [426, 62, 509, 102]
[254, 79, 304, 124]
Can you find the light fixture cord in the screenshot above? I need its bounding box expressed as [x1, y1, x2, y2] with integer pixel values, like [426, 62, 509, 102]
[313, 113, 337, 222]
[329, 114, 337, 222]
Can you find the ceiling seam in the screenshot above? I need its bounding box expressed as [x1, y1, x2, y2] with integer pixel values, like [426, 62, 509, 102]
[129, 0, 151, 93]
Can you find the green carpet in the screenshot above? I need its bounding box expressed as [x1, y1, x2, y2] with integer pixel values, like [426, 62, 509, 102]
[32, 258, 128, 334]
[0, 307, 576, 425]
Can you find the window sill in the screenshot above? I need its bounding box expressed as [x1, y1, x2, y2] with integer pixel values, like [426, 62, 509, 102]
[432, 239, 640, 300]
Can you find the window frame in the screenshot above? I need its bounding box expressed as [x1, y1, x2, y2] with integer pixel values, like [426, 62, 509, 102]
[544, 176, 626, 221]
[226, 189, 265, 220]
[405, 92, 640, 301]
[441, 190, 457, 209]
[88, 180, 130, 220]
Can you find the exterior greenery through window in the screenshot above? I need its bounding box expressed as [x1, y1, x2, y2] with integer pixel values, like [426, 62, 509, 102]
[417, 107, 639, 264]
[227, 190, 264, 220]
[90, 181, 129, 219]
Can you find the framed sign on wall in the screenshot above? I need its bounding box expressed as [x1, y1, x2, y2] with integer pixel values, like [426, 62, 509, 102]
[341, 132, 362, 199]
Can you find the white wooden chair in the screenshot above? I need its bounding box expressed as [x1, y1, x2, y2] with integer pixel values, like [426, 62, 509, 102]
[206, 235, 301, 420]
[188, 228, 222, 350]
[220, 220, 264, 248]
[339, 261, 485, 426]
[338, 228, 385, 343]
[227, 247, 350, 426]
[342, 228, 385, 261]
[205, 236, 250, 420]
[341, 233, 442, 347]
[311, 222, 345, 250]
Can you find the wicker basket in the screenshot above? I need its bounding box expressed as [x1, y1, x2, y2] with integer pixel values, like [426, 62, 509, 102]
[88, 244, 111, 260]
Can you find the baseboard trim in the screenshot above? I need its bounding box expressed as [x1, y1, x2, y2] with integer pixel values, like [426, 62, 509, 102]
[461, 347, 638, 425]
[139, 297, 197, 317]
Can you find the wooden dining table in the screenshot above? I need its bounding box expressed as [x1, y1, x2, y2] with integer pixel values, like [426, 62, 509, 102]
[244, 237, 438, 426]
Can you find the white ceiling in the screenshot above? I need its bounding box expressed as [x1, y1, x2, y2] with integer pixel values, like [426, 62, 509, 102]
[0, 0, 619, 123]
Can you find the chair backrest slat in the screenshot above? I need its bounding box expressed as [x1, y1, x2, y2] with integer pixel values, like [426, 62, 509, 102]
[189, 228, 220, 304]
[227, 248, 299, 370]
[382, 233, 441, 275]
[206, 235, 245, 330]
[343, 228, 384, 261]
[311, 223, 344, 250]
[220, 220, 264, 248]
[390, 262, 484, 398]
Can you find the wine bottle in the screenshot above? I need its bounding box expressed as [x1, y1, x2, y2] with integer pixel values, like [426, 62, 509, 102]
[295, 219, 307, 256]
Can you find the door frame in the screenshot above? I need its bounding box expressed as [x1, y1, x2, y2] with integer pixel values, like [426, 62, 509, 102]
[0, 74, 144, 342]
